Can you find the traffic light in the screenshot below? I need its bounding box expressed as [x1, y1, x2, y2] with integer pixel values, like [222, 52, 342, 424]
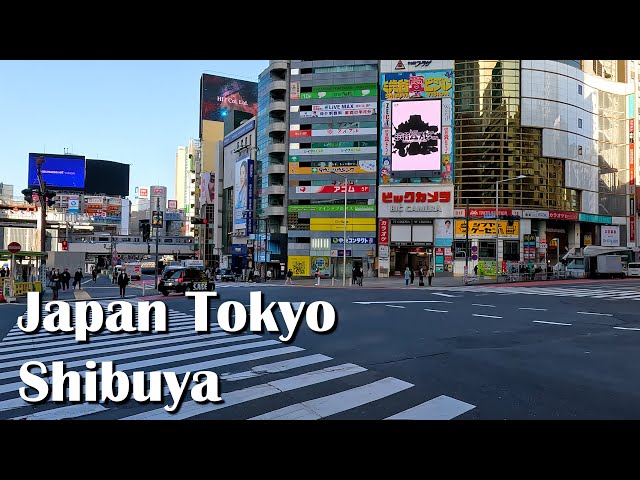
[61, 240, 68, 251]
[21, 188, 34, 204]
[192, 217, 208, 225]
[45, 191, 57, 207]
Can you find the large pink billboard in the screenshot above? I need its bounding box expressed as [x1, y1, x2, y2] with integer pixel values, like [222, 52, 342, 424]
[391, 99, 442, 172]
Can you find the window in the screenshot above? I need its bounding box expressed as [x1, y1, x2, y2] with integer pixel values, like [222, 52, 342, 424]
[503, 240, 520, 261]
[454, 240, 469, 257]
[578, 84, 583, 95]
[578, 118, 582, 129]
[479, 240, 496, 260]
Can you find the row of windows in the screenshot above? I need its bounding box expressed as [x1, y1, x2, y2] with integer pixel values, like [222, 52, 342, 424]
[453, 240, 520, 261]
[294, 65, 377, 75]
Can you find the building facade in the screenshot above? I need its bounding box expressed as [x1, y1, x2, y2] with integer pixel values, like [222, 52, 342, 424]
[287, 60, 379, 279]
[256, 60, 289, 279]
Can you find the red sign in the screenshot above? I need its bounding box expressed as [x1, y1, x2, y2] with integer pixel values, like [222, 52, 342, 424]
[153, 187, 165, 194]
[630, 119, 635, 135]
[548, 211, 579, 221]
[631, 216, 636, 242]
[7, 242, 21, 253]
[381, 191, 451, 203]
[290, 130, 311, 137]
[631, 144, 635, 185]
[378, 218, 389, 245]
[139, 188, 149, 198]
[167, 200, 178, 210]
[298, 185, 370, 194]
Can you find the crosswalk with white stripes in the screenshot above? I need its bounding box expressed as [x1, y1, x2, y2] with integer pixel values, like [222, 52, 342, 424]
[0, 300, 476, 420]
[215, 282, 281, 288]
[449, 284, 640, 301]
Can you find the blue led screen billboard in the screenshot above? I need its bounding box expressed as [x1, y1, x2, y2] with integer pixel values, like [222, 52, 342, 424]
[28, 153, 86, 190]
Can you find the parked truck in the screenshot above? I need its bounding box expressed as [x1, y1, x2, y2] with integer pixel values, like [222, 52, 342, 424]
[594, 255, 626, 278]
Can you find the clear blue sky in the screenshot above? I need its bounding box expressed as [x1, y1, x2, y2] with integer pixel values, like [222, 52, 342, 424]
[0, 60, 269, 200]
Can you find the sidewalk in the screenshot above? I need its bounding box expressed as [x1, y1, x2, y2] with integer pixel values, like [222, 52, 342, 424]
[262, 274, 640, 289]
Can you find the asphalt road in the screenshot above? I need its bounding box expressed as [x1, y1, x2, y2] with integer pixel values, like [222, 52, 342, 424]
[1, 279, 640, 419]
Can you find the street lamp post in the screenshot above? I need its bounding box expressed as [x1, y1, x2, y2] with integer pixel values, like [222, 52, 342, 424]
[333, 172, 349, 286]
[495, 175, 527, 284]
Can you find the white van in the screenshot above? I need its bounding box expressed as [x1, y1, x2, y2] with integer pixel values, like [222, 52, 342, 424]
[627, 262, 640, 277]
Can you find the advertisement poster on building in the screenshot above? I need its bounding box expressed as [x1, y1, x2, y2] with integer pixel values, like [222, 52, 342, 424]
[434, 218, 453, 246]
[167, 200, 178, 210]
[67, 195, 79, 214]
[200, 172, 215, 205]
[601, 226, 620, 247]
[234, 157, 253, 234]
[477, 261, 497, 277]
[288, 255, 310, 277]
[391, 99, 442, 173]
[311, 256, 330, 277]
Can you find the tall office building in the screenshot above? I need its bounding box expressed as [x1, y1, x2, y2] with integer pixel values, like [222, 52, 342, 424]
[175, 146, 188, 211]
[287, 61, 379, 279]
[256, 60, 289, 278]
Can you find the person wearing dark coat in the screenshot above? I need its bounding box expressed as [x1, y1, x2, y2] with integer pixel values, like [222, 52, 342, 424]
[117, 271, 129, 298]
[73, 268, 84, 289]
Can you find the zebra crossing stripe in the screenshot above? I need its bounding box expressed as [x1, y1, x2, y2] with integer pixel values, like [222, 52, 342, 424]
[11, 403, 107, 420]
[249, 377, 413, 420]
[120, 363, 368, 420]
[0, 330, 236, 376]
[385, 395, 476, 420]
[220, 354, 332, 382]
[0, 339, 281, 396]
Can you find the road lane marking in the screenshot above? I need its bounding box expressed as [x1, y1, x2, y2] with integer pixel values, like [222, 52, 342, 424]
[11, 403, 107, 420]
[219, 354, 332, 382]
[424, 308, 448, 313]
[472, 314, 502, 319]
[471, 304, 495, 308]
[431, 293, 460, 298]
[533, 320, 572, 326]
[385, 395, 475, 420]
[249, 377, 413, 420]
[518, 307, 547, 311]
[613, 326, 640, 331]
[385, 305, 405, 309]
[353, 300, 453, 305]
[120, 363, 367, 420]
[576, 312, 613, 316]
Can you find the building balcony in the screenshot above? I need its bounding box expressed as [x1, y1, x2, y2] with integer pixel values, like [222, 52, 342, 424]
[266, 143, 286, 154]
[266, 121, 287, 134]
[267, 101, 287, 113]
[266, 185, 286, 195]
[269, 60, 289, 73]
[266, 164, 286, 175]
[269, 80, 287, 93]
[264, 206, 286, 216]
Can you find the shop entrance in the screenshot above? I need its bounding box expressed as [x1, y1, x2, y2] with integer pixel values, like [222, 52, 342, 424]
[390, 246, 434, 275]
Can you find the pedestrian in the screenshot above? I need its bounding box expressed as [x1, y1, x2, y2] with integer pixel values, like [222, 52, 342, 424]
[428, 268, 434, 286]
[410, 268, 415, 285]
[352, 266, 357, 285]
[474, 264, 478, 276]
[61, 268, 71, 291]
[74, 268, 84, 290]
[112, 268, 118, 285]
[266, 269, 272, 281]
[285, 268, 294, 285]
[418, 268, 425, 286]
[117, 270, 129, 298]
[91, 267, 97, 283]
[357, 266, 363, 286]
[404, 267, 411, 286]
[50, 269, 61, 300]
[315, 267, 320, 286]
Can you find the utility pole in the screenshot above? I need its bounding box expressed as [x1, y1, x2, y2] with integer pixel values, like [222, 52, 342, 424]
[35, 156, 47, 253]
[154, 197, 161, 289]
[465, 198, 469, 269]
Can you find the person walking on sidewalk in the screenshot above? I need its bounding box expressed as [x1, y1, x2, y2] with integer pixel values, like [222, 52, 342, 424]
[50, 269, 61, 300]
[285, 268, 294, 285]
[73, 268, 84, 290]
[418, 267, 425, 286]
[91, 267, 98, 283]
[404, 267, 411, 286]
[117, 270, 130, 298]
[61, 268, 71, 291]
[428, 268, 434, 286]
[410, 268, 415, 286]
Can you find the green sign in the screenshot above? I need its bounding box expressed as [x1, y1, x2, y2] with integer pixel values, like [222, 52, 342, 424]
[578, 213, 612, 224]
[299, 83, 378, 100]
[288, 205, 376, 213]
[289, 156, 299, 162]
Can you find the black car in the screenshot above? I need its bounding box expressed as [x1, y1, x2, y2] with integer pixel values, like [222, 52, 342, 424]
[158, 267, 215, 296]
[219, 268, 236, 282]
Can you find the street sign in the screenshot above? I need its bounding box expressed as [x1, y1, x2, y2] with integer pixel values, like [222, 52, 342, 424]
[7, 242, 21, 253]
